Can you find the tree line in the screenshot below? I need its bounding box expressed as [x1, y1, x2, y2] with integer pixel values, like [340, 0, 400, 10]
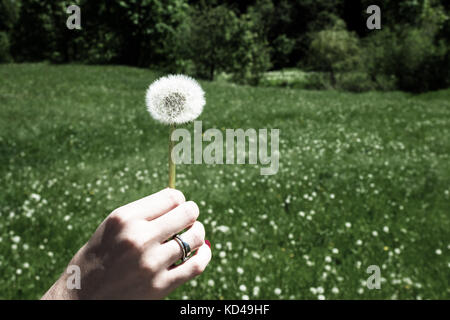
[1, 0, 449, 92]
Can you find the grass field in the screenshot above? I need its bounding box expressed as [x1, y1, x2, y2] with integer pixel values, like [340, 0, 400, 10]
[0, 63, 449, 299]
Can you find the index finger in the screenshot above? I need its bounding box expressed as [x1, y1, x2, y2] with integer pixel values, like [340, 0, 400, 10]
[112, 188, 185, 221]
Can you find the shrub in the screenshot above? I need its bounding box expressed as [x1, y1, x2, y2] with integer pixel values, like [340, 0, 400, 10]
[363, 2, 449, 93]
[271, 34, 295, 68]
[364, 27, 449, 92]
[396, 28, 448, 92]
[336, 72, 374, 92]
[303, 72, 332, 90]
[362, 27, 399, 86]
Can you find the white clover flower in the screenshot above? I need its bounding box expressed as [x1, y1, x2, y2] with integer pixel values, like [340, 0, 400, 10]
[12, 236, 21, 243]
[216, 225, 230, 233]
[145, 74, 205, 124]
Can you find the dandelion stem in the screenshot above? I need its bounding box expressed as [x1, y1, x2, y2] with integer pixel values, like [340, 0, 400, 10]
[168, 123, 176, 189]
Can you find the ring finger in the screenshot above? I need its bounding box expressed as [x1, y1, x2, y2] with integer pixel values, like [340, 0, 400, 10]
[158, 221, 205, 267]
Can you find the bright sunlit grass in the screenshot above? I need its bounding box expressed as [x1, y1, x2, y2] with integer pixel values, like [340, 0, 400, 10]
[0, 63, 449, 299]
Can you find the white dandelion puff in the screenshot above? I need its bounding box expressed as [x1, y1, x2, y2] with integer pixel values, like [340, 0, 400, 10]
[145, 74, 205, 188]
[145, 74, 205, 125]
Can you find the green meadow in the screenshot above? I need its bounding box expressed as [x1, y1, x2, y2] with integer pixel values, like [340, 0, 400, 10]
[0, 63, 449, 299]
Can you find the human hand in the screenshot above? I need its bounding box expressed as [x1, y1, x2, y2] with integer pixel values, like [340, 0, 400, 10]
[42, 188, 212, 299]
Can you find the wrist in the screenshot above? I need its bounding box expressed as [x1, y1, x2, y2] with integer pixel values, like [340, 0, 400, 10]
[41, 271, 79, 300]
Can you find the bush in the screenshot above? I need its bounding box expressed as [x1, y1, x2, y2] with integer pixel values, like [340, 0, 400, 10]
[396, 29, 448, 92]
[364, 27, 449, 92]
[271, 34, 295, 68]
[336, 72, 374, 92]
[303, 72, 332, 90]
[371, 74, 398, 92]
[363, 27, 398, 86]
[363, 2, 449, 93]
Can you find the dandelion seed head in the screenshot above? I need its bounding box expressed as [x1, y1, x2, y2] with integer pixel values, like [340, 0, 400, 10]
[146, 74, 205, 124]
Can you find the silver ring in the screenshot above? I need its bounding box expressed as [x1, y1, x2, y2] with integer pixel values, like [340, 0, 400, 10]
[173, 234, 191, 262]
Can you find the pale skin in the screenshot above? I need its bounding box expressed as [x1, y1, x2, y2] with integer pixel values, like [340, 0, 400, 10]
[42, 188, 212, 300]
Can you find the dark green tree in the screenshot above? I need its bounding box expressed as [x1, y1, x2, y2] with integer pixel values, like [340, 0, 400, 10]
[188, 5, 240, 80]
[308, 17, 361, 85]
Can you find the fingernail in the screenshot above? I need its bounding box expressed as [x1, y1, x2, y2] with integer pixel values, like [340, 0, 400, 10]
[205, 239, 211, 248]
